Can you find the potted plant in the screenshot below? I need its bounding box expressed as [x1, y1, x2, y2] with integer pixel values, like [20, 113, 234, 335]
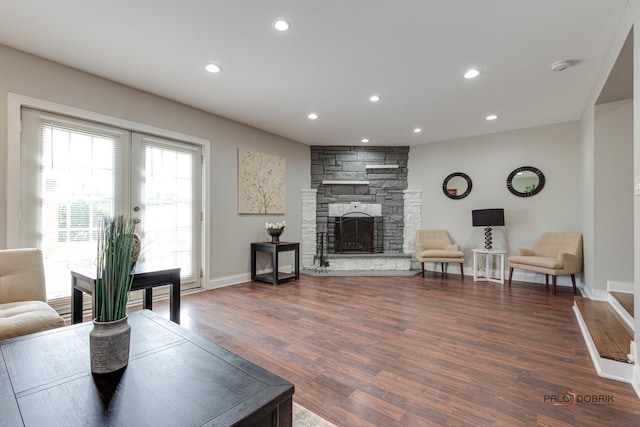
[266, 221, 286, 243]
[90, 215, 137, 374]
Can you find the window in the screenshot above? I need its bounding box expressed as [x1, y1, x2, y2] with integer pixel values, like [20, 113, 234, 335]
[20, 108, 203, 308]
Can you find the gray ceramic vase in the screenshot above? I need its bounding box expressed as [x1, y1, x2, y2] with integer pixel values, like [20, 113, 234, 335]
[90, 316, 131, 374]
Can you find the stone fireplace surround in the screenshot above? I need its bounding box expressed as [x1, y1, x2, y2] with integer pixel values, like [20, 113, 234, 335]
[302, 146, 422, 272]
[301, 189, 421, 271]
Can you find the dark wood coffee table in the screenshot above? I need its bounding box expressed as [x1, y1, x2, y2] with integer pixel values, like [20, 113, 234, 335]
[0, 310, 294, 426]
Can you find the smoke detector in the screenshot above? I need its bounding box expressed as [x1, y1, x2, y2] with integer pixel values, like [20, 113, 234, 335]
[551, 60, 571, 72]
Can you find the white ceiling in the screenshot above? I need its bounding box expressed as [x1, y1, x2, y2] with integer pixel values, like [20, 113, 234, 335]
[0, 1, 628, 146]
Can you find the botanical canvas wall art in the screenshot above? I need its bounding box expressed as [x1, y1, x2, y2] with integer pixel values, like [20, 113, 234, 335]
[238, 148, 286, 214]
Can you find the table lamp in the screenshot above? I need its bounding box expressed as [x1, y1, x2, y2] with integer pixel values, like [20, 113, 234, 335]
[472, 208, 505, 250]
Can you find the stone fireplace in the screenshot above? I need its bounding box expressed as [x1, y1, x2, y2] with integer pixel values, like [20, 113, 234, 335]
[300, 146, 422, 272]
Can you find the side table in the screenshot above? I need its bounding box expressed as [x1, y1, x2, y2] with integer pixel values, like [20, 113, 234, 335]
[251, 242, 300, 285]
[472, 249, 506, 284]
[71, 263, 181, 324]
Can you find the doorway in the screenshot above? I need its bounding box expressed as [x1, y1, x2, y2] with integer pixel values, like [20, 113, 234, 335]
[20, 108, 203, 304]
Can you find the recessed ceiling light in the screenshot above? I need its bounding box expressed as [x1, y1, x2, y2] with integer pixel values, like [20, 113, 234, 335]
[464, 69, 482, 79]
[204, 63, 222, 73]
[361, 138, 370, 143]
[274, 20, 291, 32]
[485, 114, 499, 121]
[413, 128, 422, 133]
[369, 95, 381, 102]
[307, 113, 318, 120]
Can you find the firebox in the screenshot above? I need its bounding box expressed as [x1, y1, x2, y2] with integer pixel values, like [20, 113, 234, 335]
[331, 212, 383, 253]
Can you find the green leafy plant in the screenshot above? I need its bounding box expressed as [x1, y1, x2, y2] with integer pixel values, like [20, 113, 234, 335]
[95, 215, 136, 322]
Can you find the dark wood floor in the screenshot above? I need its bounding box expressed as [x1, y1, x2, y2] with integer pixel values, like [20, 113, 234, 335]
[135, 274, 640, 426]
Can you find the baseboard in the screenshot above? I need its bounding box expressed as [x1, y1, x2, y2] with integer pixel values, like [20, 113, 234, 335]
[608, 281, 635, 294]
[207, 273, 250, 289]
[393, 261, 581, 287]
[418, 265, 580, 287]
[206, 265, 584, 290]
[578, 281, 634, 301]
[589, 289, 611, 301]
[633, 365, 640, 399]
[579, 283, 593, 298]
[206, 264, 294, 290]
[599, 358, 634, 383]
[509, 269, 580, 288]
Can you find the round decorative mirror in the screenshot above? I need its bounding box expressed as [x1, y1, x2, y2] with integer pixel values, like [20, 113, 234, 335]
[507, 166, 545, 197]
[442, 172, 472, 200]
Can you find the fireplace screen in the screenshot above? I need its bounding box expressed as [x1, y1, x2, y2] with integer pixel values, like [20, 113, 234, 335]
[331, 213, 383, 253]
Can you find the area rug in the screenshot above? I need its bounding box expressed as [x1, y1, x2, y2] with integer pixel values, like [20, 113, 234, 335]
[293, 402, 337, 427]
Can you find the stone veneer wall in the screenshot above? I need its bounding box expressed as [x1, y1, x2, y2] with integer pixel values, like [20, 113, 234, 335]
[402, 189, 422, 255]
[311, 146, 409, 252]
[301, 189, 317, 268]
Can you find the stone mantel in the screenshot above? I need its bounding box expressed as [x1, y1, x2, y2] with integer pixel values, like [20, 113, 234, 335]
[322, 180, 370, 185]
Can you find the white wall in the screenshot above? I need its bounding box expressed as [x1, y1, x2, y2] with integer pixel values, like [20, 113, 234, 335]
[594, 99, 634, 289]
[408, 121, 581, 282]
[578, 1, 640, 394]
[579, 98, 596, 294]
[580, 6, 636, 297]
[0, 44, 310, 285]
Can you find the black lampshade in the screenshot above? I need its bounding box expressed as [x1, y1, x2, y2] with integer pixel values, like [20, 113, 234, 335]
[472, 209, 505, 227]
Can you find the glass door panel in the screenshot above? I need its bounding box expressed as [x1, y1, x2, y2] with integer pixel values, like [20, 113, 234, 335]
[131, 133, 202, 290]
[21, 108, 129, 299]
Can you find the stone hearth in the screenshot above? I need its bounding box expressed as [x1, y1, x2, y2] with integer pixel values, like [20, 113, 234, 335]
[326, 252, 412, 271]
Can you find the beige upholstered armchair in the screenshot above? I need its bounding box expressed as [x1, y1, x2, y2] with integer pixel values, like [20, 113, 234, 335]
[507, 232, 583, 295]
[415, 229, 464, 278]
[0, 248, 65, 340]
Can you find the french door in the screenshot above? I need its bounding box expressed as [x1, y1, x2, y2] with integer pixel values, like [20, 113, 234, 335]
[130, 133, 202, 285]
[20, 108, 202, 303]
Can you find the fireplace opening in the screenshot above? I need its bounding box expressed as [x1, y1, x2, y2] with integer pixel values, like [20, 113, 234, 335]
[331, 212, 383, 253]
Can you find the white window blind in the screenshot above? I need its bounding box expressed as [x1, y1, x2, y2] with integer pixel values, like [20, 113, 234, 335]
[21, 108, 129, 300]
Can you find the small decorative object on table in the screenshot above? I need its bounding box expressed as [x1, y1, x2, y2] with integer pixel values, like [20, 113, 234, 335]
[266, 221, 286, 244]
[90, 215, 137, 375]
[131, 232, 141, 267]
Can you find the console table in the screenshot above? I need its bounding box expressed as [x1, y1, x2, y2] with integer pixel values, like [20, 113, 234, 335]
[71, 263, 181, 324]
[472, 249, 506, 284]
[0, 310, 294, 426]
[251, 242, 300, 285]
